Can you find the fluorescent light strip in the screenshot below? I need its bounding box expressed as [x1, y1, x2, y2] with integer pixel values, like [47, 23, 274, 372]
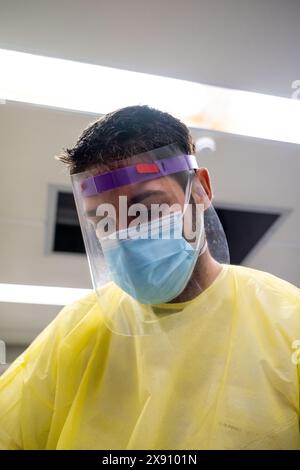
[0, 48, 300, 144]
[0, 283, 92, 306]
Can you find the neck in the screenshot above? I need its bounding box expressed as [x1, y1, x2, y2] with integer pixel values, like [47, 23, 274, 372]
[168, 250, 222, 303]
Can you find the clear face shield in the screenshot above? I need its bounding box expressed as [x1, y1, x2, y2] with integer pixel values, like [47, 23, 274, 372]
[71, 144, 229, 336]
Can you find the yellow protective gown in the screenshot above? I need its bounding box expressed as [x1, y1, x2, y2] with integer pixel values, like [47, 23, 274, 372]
[0, 264, 300, 450]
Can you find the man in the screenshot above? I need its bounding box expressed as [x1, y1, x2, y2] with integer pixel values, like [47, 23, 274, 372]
[0, 105, 300, 450]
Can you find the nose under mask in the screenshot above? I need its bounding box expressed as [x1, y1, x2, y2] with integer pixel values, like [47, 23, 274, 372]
[100, 211, 206, 304]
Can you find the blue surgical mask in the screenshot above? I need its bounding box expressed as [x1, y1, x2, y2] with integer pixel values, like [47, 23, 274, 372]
[101, 212, 205, 304]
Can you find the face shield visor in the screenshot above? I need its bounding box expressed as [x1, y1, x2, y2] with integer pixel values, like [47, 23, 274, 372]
[71, 144, 229, 336]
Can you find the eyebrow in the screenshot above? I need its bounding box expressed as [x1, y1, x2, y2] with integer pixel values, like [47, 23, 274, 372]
[84, 190, 167, 217]
[129, 190, 166, 205]
[85, 208, 111, 218]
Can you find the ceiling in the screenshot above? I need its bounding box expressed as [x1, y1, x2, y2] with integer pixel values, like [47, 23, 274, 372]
[0, 0, 299, 98]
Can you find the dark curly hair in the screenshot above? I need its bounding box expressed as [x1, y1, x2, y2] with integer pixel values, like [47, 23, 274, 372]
[56, 105, 195, 174]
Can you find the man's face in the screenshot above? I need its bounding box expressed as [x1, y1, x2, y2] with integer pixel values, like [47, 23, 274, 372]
[84, 174, 187, 233]
[81, 154, 212, 244]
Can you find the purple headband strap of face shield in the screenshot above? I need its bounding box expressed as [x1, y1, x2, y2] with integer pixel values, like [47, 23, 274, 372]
[80, 154, 198, 196]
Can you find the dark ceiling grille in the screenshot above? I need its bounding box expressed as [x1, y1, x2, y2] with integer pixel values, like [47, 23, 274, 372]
[215, 207, 280, 264]
[53, 192, 85, 254]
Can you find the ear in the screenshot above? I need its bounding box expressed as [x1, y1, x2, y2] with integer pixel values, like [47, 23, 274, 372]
[194, 168, 213, 201]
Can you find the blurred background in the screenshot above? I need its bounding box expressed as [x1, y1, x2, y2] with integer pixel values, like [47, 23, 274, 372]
[0, 0, 299, 373]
